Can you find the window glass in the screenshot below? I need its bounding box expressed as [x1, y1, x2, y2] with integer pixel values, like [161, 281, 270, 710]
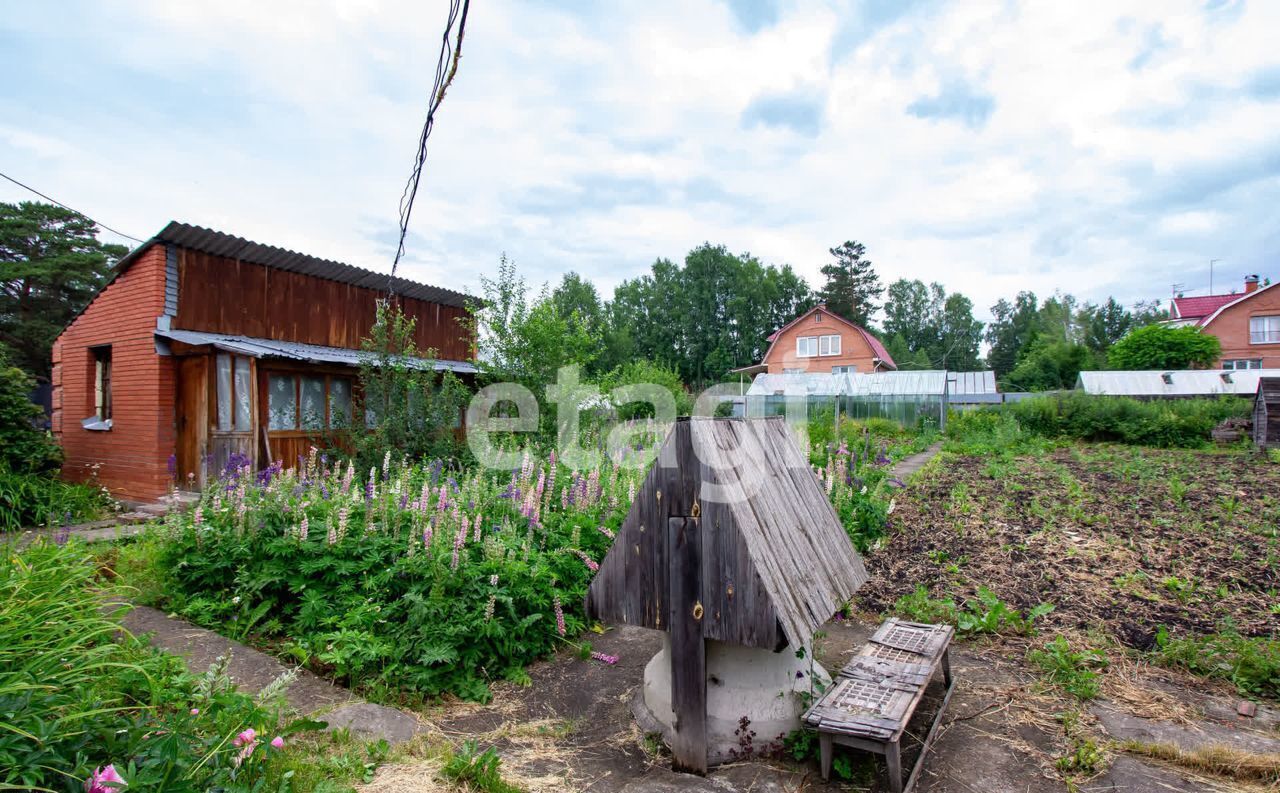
[215, 354, 232, 431]
[829, 334, 842, 355]
[300, 376, 326, 430]
[329, 378, 352, 427]
[268, 374, 297, 430]
[233, 357, 253, 431]
[819, 336, 830, 356]
[1250, 315, 1280, 343]
[796, 336, 818, 357]
[94, 348, 112, 422]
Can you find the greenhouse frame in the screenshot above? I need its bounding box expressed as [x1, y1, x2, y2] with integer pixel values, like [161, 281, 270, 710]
[744, 371, 954, 429]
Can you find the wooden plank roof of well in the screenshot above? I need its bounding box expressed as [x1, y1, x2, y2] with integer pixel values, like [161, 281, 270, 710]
[585, 417, 868, 650]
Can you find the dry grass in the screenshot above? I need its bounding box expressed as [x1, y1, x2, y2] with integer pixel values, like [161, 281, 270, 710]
[1121, 740, 1280, 787]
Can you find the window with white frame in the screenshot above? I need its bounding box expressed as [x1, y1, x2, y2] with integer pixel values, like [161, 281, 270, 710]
[797, 334, 842, 357]
[1222, 358, 1263, 370]
[831, 365, 856, 374]
[1250, 315, 1280, 344]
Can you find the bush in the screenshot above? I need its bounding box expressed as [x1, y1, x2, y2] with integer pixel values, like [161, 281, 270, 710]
[148, 446, 652, 702]
[948, 394, 1250, 450]
[596, 359, 693, 420]
[1107, 324, 1221, 370]
[0, 465, 110, 531]
[0, 357, 60, 473]
[0, 540, 330, 792]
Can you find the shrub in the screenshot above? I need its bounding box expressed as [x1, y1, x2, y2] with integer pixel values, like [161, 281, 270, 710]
[596, 359, 693, 420]
[0, 465, 110, 531]
[1107, 324, 1221, 370]
[1154, 627, 1280, 700]
[0, 356, 60, 473]
[0, 540, 331, 792]
[948, 394, 1250, 450]
[149, 446, 651, 702]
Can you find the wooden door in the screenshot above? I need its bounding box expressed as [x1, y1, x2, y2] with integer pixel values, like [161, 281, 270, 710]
[209, 352, 257, 479]
[175, 356, 209, 490]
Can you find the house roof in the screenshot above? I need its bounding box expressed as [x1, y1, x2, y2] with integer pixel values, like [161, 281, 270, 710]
[1171, 293, 1238, 321]
[948, 370, 998, 395]
[1200, 280, 1280, 328]
[584, 417, 868, 650]
[1076, 369, 1280, 397]
[156, 329, 477, 374]
[763, 305, 897, 369]
[115, 221, 472, 308]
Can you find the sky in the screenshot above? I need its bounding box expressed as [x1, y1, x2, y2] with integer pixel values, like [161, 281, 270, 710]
[3, 0, 1279, 324]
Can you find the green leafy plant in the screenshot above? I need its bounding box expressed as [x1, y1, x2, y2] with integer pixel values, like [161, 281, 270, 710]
[441, 741, 523, 793]
[893, 585, 1053, 636]
[1154, 626, 1280, 700]
[1028, 636, 1109, 700]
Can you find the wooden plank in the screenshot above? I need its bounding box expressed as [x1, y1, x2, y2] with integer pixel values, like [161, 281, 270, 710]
[668, 515, 707, 775]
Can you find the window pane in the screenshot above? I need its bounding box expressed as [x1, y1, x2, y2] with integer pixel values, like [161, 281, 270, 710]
[830, 335, 841, 355]
[819, 336, 830, 356]
[216, 354, 232, 431]
[233, 357, 253, 431]
[268, 374, 297, 430]
[300, 376, 326, 430]
[329, 378, 352, 427]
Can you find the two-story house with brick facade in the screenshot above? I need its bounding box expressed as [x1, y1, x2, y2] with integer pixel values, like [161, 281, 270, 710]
[1168, 274, 1280, 370]
[756, 304, 896, 375]
[52, 222, 474, 501]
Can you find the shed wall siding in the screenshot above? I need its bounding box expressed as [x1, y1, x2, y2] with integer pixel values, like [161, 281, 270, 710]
[764, 312, 881, 374]
[52, 245, 175, 501]
[1203, 286, 1280, 368]
[172, 249, 472, 359]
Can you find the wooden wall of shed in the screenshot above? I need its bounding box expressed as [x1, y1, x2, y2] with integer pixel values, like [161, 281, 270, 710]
[172, 249, 472, 360]
[1256, 379, 1280, 447]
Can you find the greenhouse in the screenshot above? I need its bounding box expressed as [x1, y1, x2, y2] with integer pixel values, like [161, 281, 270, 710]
[744, 371, 950, 429]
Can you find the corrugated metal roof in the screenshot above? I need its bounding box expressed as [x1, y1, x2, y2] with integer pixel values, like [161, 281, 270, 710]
[156, 329, 477, 374]
[118, 222, 472, 308]
[947, 370, 997, 395]
[746, 370, 950, 398]
[1077, 369, 1280, 396]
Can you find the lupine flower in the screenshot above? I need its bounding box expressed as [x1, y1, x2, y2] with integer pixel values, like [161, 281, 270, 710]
[190, 708, 199, 715]
[327, 519, 338, 546]
[193, 506, 204, 528]
[484, 594, 496, 620]
[472, 513, 482, 543]
[554, 595, 566, 636]
[572, 549, 599, 573]
[489, 574, 499, 586]
[233, 728, 257, 747]
[590, 651, 619, 665]
[271, 736, 285, 749]
[337, 508, 349, 541]
[84, 764, 127, 792]
[299, 516, 309, 542]
[597, 525, 614, 540]
[382, 450, 392, 480]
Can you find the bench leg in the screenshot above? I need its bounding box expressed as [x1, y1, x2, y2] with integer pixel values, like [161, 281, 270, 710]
[886, 739, 904, 793]
[941, 647, 952, 689]
[819, 733, 833, 781]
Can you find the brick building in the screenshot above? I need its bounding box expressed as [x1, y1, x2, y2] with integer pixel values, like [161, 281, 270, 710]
[52, 222, 474, 501]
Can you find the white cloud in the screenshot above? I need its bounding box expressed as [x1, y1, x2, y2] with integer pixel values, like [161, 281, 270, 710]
[2, 0, 1278, 321]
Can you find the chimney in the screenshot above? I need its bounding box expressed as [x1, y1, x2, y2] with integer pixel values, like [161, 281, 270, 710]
[1245, 274, 1260, 294]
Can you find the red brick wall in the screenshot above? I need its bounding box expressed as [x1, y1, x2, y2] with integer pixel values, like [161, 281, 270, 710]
[52, 244, 175, 501]
[1203, 285, 1280, 368]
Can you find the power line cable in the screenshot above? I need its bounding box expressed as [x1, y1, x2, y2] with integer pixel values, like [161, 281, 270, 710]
[0, 169, 145, 244]
[389, 0, 471, 297]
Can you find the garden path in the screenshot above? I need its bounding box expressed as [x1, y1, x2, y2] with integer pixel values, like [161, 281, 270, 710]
[103, 598, 425, 745]
[889, 441, 943, 482]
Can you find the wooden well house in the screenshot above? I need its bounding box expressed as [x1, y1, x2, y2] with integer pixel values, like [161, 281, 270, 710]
[585, 416, 868, 773]
[1255, 377, 1280, 448]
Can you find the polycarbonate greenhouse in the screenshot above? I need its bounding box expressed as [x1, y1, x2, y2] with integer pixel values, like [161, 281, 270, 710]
[745, 371, 952, 428]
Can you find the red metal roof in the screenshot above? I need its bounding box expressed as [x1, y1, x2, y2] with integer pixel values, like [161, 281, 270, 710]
[1172, 293, 1238, 321]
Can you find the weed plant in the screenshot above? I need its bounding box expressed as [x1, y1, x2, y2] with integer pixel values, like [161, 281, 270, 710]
[1154, 626, 1280, 700]
[893, 584, 1054, 636]
[0, 465, 111, 531]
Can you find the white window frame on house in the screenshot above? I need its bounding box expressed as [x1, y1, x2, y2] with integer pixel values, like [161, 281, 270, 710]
[782, 367, 805, 374]
[1222, 358, 1263, 370]
[832, 365, 856, 374]
[797, 334, 842, 358]
[1250, 315, 1280, 344]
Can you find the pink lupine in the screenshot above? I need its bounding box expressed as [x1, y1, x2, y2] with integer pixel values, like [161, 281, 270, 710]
[271, 736, 285, 749]
[193, 505, 204, 529]
[190, 708, 199, 715]
[590, 651, 619, 665]
[337, 507, 349, 541]
[587, 469, 600, 505]
[597, 524, 614, 540]
[472, 513, 482, 543]
[298, 515, 309, 542]
[233, 728, 257, 748]
[573, 549, 599, 573]
[484, 594, 496, 620]
[84, 764, 127, 792]
[553, 595, 566, 636]
[326, 518, 337, 546]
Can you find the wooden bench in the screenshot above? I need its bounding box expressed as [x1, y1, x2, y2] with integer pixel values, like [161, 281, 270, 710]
[802, 619, 954, 792]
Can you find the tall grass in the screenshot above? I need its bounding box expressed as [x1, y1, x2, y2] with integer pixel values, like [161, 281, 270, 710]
[947, 394, 1250, 453]
[0, 466, 111, 532]
[0, 539, 333, 792]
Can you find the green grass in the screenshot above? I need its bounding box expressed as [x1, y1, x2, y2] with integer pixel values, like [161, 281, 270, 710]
[0, 538, 376, 792]
[1028, 636, 1109, 700]
[1154, 627, 1280, 700]
[892, 584, 1054, 637]
[440, 741, 524, 793]
[0, 467, 111, 532]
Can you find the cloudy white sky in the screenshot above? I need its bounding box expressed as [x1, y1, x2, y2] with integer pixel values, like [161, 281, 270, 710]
[3, 0, 1278, 322]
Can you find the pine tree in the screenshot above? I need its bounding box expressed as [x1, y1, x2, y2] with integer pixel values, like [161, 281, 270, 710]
[817, 241, 883, 327]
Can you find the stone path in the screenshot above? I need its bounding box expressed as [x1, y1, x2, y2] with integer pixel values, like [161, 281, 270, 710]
[103, 598, 425, 745]
[890, 440, 944, 482]
[14, 513, 153, 548]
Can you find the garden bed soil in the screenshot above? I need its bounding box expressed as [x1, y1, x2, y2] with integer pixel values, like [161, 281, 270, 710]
[855, 446, 1280, 648]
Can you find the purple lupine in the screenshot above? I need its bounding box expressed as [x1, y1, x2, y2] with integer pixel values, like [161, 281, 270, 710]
[573, 549, 599, 573]
[299, 516, 309, 541]
[590, 651, 619, 665]
[553, 595, 566, 636]
[597, 524, 614, 540]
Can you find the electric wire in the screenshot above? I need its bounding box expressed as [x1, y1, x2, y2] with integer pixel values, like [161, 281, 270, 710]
[0, 169, 145, 244]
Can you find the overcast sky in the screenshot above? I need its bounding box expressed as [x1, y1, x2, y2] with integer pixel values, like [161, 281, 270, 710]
[3, 0, 1278, 322]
